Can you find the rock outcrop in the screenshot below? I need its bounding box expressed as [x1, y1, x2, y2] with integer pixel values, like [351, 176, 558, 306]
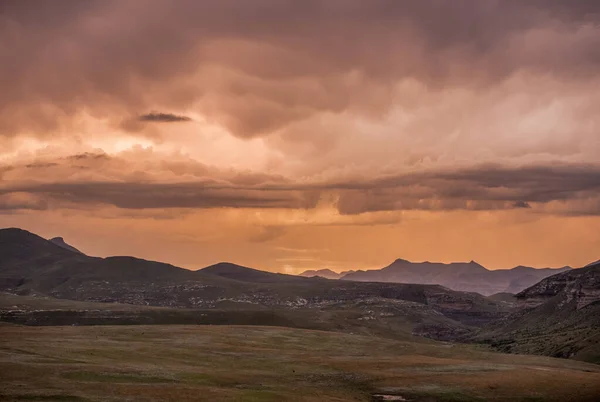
[516, 262, 600, 309]
[473, 262, 600, 363]
[49, 237, 84, 255]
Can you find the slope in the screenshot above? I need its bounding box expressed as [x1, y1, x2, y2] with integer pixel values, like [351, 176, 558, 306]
[200, 262, 310, 283]
[3, 325, 600, 402]
[49, 237, 84, 254]
[473, 263, 600, 363]
[0, 228, 513, 339]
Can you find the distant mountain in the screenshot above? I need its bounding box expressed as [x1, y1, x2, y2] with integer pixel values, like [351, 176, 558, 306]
[0, 228, 512, 338]
[201, 262, 310, 283]
[2, 227, 598, 363]
[473, 262, 600, 364]
[299, 269, 354, 279]
[0, 227, 214, 294]
[339, 259, 571, 295]
[49, 237, 84, 255]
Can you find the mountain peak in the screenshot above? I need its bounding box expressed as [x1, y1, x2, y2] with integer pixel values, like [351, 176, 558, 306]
[201, 262, 306, 283]
[299, 269, 343, 279]
[0, 228, 56, 248]
[200, 262, 256, 274]
[49, 237, 84, 255]
[0, 227, 39, 239]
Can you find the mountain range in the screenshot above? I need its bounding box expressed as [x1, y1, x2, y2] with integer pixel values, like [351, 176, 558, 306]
[0, 228, 512, 338]
[1, 227, 599, 363]
[300, 259, 571, 295]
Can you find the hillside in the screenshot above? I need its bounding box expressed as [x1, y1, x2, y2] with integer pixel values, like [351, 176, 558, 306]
[0, 228, 512, 339]
[2, 227, 599, 364]
[339, 258, 571, 295]
[473, 263, 600, 364]
[201, 262, 310, 283]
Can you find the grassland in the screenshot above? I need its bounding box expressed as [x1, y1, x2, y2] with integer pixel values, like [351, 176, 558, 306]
[1, 324, 599, 401]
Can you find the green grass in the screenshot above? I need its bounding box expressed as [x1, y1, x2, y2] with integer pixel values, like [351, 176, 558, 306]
[1, 325, 599, 401]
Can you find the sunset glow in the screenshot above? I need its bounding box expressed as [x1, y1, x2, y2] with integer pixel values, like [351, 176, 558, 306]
[1, 1, 599, 272]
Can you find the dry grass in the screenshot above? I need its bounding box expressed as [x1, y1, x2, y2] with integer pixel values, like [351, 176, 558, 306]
[1, 324, 599, 401]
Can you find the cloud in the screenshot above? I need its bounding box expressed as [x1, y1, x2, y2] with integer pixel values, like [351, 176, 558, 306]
[513, 201, 532, 209]
[66, 152, 110, 161]
[2, 1, 600, 271]
[0, 193, 48, 212]
[1, 1, 599, 140]
[248, 225, 287, 243]
[2, 152, 600, 216]
[138, 112, 192, 123]
[330, 163, 600, 214]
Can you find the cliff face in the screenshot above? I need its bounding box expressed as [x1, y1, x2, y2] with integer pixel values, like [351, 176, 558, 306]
[516, 263, 600, 310]
[474, 263, 600, 364]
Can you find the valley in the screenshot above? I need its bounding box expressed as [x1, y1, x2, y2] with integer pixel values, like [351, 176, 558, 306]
[1, 227, 600, 401]
[3, 2, 599, 400]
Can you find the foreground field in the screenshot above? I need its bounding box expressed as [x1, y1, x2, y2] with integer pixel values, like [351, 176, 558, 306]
[1, 324, 599, 401]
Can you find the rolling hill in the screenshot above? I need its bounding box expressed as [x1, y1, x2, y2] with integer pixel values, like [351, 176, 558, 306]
[2, 227, 599, 364]
[200, 262, 310, 283]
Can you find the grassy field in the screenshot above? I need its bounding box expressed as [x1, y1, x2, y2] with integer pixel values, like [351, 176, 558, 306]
[1, 324, 599, 402]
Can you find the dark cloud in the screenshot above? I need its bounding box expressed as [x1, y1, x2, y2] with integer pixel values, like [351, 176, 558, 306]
[0, 193, 48, 212]
[138, 112, 192, 123]
[330, 164, 600, 214]
[0, 181, 318, 210]
[25, 162, 59, 169]
[2, 159, 600, 215]
[67, 152, 110, 160]
[513, 201, 532, 209]
[1, 1, 598, 138]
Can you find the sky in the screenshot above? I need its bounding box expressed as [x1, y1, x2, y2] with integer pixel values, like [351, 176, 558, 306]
[1, 0, 600, 272]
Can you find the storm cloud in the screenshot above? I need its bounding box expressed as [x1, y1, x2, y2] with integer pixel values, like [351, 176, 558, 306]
[2, 153, 600, 215]
[138, 113, 192, 123]
[2, 1, 600, 270]
[1, 0, 599, 138]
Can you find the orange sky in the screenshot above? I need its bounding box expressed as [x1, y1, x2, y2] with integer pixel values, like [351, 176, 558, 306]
[1, 1, 599, 272]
